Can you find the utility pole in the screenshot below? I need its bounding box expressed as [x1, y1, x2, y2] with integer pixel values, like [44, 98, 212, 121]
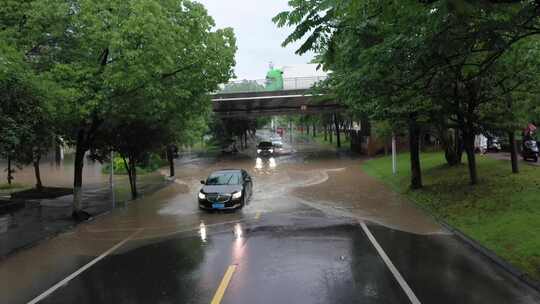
[289, 119, 293, 144]
[392, 135, 397, 175]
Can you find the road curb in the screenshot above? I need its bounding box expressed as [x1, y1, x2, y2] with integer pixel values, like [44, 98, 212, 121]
[437, 219, 540, 293]
[0, 199, 26, 215]
[0, 220, 77, 262]
[386, 182, 540, 294]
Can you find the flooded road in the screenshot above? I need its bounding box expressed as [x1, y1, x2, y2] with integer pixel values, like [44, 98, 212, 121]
[0, 154, 166, 257]
[0, 154, 108, 189]
[0, 132, 538, 304]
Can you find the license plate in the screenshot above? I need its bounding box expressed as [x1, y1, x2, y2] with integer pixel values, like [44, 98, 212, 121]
[212, 203, 225, 209]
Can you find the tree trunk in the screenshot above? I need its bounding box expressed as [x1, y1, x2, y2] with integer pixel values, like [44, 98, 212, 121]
[312, 123, 317, 137]
[324, 125, 328, 141]
[122, 155, 131, 189]
[131, 159, 137, 199]
[167, 146, 175, 177]
[73, 137, 87, 212]
[7, 155, 13, 185]
[463, 131, 478, 185]
[409, 116, 422, 189]
[33, 153, 43, 190]
[456, 129, 464, 163]
[54, 139, 62, 165]
[441, 128, 460, 166]
[329, 124, 333, 143]
[124, 156, 138, 199]
[334, 114, 341, 148]
[509, 131, 519, 174]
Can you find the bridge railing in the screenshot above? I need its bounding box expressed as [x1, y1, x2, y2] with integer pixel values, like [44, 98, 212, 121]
[216, 76, 327, 94]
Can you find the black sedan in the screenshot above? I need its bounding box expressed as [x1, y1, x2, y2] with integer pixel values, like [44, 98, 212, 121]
[198, 169, 253, 210]
[257, 141, 274, 156]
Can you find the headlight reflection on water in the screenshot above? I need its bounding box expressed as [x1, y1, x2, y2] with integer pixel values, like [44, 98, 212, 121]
[234, 223, 243, 240]
[199, 222, 207, 243]
[233, 223, 245, 260]
[269, 157, 277, 168]
[255, 157, 277, 170]
[255, 157, 263, 169]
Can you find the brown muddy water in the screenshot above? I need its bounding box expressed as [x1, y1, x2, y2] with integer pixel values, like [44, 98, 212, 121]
[0, 141, 446, 304]
[0, 143, 442, 239]
[0, 154, 108, 189]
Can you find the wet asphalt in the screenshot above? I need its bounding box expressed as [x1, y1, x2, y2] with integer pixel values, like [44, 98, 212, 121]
[1, 131, 539, 304]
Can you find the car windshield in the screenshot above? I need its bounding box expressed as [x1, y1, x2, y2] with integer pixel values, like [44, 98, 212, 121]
[258, 142, 273, 148]
[206, 172, 241, 185]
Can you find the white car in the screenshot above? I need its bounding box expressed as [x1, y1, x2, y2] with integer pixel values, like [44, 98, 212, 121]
[270, 137, 283, 148]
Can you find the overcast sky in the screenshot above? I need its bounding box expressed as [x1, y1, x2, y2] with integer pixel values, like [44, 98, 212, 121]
[196, 0, 314, 80]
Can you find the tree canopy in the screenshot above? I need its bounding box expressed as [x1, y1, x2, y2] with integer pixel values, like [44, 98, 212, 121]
[1, 0, 237, 209]
[275, 0, 540, 187]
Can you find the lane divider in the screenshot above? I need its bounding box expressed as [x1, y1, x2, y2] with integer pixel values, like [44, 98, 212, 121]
[211, 265, 237, 304]
[360, 222, 421, 304]
[27, 228, 143, 304]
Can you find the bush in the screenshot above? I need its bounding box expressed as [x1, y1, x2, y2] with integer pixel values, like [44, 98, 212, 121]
[101, 153, 167, 175]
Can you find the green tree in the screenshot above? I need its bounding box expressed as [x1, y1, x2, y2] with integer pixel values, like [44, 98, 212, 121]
[2, 0, 236, 215]
[275, 0, 540, 187]
[221, 80, 265, 93]
[274, 0, 433, 188]
[0, 44, 55, 188]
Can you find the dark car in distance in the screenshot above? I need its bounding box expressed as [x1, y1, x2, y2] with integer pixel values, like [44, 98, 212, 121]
[198, 169, 253, 210]
[257, 141, 274, 156]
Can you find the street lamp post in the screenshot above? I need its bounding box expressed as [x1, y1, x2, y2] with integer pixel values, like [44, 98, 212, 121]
[110, 150, 115, 208]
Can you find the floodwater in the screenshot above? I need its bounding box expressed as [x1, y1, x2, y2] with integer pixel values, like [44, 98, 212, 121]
[0, 131, 538, 304]
[0, 154, 108, 189]
[163, 136, 442, 235]
[0, 153, 165, 257]
[0, 134, 440, 236]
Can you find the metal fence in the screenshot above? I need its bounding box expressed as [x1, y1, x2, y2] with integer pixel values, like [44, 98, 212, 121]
[217, 76, 327, 94]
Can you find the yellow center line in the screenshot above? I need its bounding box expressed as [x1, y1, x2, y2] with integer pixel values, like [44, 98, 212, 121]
[211, 265, 237, 304]
[254, 211, 262, 220]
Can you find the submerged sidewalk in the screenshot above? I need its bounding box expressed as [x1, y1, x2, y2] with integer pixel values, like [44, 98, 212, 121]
[0, 175, 168, 258]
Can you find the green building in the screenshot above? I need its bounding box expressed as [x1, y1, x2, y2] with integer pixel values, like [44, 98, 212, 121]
[265, 67, 284, 91]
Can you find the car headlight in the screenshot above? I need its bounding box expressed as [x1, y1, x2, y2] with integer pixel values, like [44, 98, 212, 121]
[232, 191, 242, 199]
[257, 149, 262, 153]
[198, 192, 206, 199]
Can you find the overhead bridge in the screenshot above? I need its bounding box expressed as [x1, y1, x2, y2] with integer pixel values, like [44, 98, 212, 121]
[211, 77, 345, 118]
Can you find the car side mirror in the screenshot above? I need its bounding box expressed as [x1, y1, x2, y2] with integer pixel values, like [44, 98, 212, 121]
[200, 180, 206, 185]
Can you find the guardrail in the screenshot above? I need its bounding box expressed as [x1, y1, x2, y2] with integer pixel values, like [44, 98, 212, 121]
[217, 76, 327, 94]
